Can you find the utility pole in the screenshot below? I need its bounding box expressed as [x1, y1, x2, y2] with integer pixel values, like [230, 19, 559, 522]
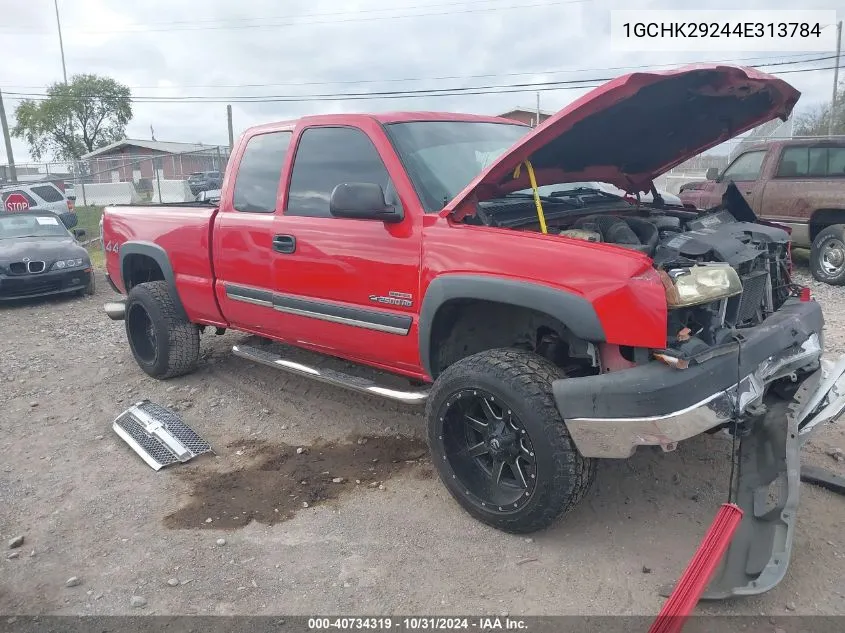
[535, 92, 541, 128]
[227, 105, 234, 152]
[54, 0, 68, 83]
[830, 20, 842, 136]
[0, 89, 18, 184]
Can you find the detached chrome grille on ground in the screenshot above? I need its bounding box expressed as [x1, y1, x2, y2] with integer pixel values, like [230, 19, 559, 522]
[112, 400, 213, 470]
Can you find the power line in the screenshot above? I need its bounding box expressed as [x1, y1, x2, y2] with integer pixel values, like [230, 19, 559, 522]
[3, 55, 837, 104]
[0, 0, 589, 35]
[0, 52, 825, 91]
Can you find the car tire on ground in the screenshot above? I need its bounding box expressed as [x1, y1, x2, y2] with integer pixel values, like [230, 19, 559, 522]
[124, 280, 200, 379]
[426, 348, 596, 534]
[810, 224, 845, 286]
[81, 272, 96, 296]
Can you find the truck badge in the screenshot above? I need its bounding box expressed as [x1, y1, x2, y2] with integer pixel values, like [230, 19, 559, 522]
[369, 291, 413, 308]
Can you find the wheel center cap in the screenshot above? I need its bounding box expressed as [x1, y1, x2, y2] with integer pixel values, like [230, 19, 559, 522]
[825, 249, 844, 267]
[488, 433, 518, 458]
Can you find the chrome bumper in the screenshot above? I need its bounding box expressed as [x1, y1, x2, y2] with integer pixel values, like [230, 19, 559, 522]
[562, 334, 845, 459]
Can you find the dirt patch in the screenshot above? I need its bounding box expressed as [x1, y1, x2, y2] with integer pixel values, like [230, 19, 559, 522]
[164, 435, 428, 529]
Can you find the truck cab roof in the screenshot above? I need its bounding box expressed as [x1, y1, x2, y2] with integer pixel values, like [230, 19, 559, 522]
[245, 111, 526, 134]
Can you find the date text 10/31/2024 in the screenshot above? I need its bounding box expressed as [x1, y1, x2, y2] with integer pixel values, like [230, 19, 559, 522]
[308, 617, 529, 631]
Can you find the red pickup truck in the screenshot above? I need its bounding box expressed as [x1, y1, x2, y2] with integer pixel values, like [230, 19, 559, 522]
[678, 137, 845, 285]
[102, 65, 845, 599]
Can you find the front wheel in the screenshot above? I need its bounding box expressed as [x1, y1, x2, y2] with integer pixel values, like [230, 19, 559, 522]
[426, 348, 596, 534]
[810, 224, 845, 285]
[125, 281, 200, 379]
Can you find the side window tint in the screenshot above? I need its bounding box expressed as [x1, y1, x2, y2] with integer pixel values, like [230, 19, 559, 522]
[808, 148, 828, 177]
[232, 131, 292, 213]
[286, 127, 393, 217]
[828, 148, 845, 176]
[721, 150, 766, 181]
[777, 147, 809, 178]
[32, 185, 65, 202]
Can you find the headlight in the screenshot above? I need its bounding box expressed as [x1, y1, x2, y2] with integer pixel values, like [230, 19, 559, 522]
[52, 258, 85, 270]
[662, 264, 743, 308]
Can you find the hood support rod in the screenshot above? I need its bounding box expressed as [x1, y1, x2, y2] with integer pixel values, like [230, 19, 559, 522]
[513, 160, 548, 234]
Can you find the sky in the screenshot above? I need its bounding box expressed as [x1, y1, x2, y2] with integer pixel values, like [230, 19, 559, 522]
[0, 0, 842, 164]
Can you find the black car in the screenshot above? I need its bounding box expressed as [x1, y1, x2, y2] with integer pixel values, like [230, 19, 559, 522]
[186, 171, 222, 195]
[0, 211, 95, 301]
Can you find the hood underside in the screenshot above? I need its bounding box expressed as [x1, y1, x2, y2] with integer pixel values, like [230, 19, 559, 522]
[444, 65, 800, 217]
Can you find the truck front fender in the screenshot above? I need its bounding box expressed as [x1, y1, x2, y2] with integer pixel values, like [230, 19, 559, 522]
[418, 274, 606, 379]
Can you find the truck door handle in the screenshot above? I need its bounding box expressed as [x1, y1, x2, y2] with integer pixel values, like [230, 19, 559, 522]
[272, 235, 296, 254]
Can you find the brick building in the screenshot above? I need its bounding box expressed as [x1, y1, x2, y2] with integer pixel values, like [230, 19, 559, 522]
[80, 140, 227, 184]
[497, 106, 555, 127]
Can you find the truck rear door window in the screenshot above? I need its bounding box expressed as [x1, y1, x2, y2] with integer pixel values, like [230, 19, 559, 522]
[232, 131, 292, 213]
[829, 148, 845, 176]
[777, 146, 845, 178]
[286, 127, 393, 217]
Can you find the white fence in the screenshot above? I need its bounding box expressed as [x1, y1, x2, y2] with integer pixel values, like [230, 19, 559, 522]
[152, 180, 194, 203]
[77, 182, 142, 206]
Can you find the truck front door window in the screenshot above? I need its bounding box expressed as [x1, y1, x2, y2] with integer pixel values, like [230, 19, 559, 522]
[232, 131, 292, 213]
[721, 150, 766, 182]
[286, 127, 395, 218]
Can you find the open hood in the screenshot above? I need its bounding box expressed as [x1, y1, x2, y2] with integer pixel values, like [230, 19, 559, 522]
[443, 65, 799, 217]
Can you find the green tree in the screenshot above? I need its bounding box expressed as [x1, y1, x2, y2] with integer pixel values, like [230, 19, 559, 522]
[12, 74, 132, 160]
[793, 81, 845, 136]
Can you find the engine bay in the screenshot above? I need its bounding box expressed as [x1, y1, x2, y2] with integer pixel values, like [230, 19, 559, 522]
[469, 184, 795, 352]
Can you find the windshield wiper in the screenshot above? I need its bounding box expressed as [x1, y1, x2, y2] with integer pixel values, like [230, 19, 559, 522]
[500, 192, 579, 205]
[548, 187, 621, 199]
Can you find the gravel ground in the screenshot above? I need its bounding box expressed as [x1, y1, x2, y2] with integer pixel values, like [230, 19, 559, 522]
[1, 261, 844, 617]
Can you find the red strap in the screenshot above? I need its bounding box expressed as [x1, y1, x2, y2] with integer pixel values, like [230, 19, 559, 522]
[648, 503, 743, 633]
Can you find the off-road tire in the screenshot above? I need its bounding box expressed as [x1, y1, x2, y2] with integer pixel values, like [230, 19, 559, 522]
[426, 348, 596, 533]
[810, 224, 845, 285]
[125, 281, 200, 379]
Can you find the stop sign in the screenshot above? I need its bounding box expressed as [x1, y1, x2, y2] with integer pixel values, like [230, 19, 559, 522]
[3, 193, 30, 212]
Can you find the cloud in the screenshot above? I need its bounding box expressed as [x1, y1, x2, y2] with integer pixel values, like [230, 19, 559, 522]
[0, 0, 841, 163]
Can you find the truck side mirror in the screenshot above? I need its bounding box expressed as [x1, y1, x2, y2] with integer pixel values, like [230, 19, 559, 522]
[706, 167, 720, 181]
[329, 183, 403, 223]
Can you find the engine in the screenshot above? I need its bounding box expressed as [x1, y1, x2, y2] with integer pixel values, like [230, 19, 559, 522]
[560, 209, 792, 335]
[472, 192, 794, 348]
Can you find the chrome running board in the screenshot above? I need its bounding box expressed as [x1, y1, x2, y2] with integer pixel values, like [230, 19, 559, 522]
[232, 344, 429, 405]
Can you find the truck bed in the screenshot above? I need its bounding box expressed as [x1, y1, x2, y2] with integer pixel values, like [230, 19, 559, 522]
[103, 203, 224, 325]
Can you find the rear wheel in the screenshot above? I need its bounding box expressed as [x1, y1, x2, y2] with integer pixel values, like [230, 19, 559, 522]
[426, 348, 596, 533]
[810, 224, 845, 285]
[125, 281, 200, 379]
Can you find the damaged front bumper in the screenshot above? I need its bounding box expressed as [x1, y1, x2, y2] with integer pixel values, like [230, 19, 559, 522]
[553, 298, 845, 598]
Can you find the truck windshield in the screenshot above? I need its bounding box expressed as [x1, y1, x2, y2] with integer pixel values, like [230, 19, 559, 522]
[385, 121, 529, 212]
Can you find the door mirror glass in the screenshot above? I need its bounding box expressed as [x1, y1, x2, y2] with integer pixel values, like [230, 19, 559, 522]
[329, 183, 403, 223]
